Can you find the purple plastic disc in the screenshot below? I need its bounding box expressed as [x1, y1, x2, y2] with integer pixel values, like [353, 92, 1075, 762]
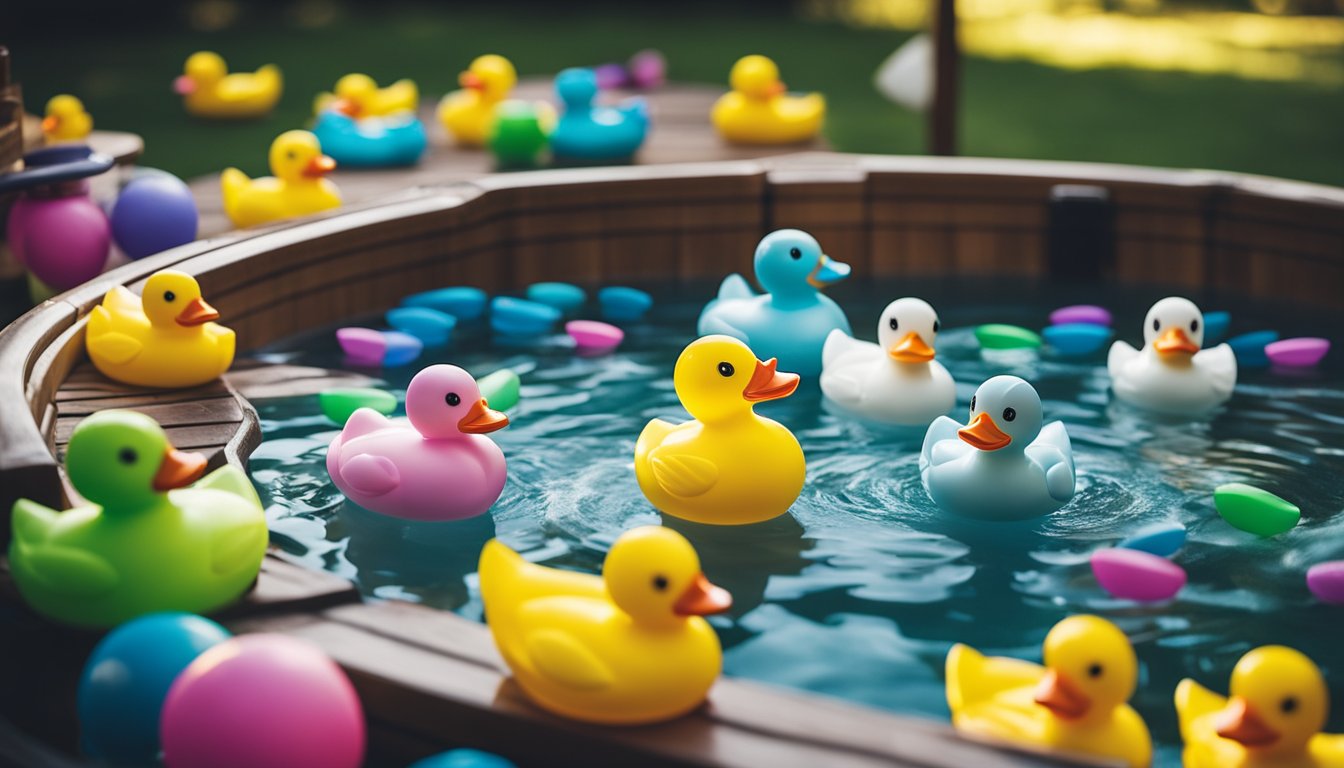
[1091, 548, 1186, 602]
[1049, 304, 1111, 327]
[1265, 337, 1329, 369]
[336, 328, 385, 366]
[1307, 561, 1344, 605]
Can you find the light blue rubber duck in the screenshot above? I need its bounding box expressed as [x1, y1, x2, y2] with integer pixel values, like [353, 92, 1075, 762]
[311, 109, 427, 168]
[920, 375, 1075, 521]
[549, 67, 648, 163]
[697, 229, 851, 378]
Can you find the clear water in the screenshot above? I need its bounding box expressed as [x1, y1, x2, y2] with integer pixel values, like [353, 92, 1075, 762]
[248, 278, 1344, 765]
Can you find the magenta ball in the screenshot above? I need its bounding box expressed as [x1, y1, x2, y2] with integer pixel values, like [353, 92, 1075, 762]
[111, 174, 199, 260]
[8, 193, 110, 290]
[160, 635, 365, 768]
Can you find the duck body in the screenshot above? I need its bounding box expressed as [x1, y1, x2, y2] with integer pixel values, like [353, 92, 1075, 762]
[439, 55, 518, 147]
[946, 615, 1152, 768]
[311, 110, 427, 168]
[221, 130, 341, 228]
[314, 74, 418, 118]
[9, 411, 267, 628]
[820, 298, 955, 426]
[1109, 297, 1236, 415]
[635, 335, 804, 525]
[477, 527, 731, 724]
[921, 375, 1074, 520]
[327, 365, 508, 521]
[712, 55, 824, 145]
[42, 95, 94, 143]
[86, 271, 234, 389]
[174, 52, 281, 119]
[698, 229, 850, 378]
[549, 68, 648, 162]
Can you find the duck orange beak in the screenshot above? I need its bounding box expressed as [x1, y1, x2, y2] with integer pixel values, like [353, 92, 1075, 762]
[1216, 696, 1280, 748]
[332, 98, 361, 117]
[958, 411, 1012, 451]
[153, 446, 208, 491]
[460, 71, 485, 91]
[42, 115, 59, 133]
[173, 75, 197, 95]
[176, 297, 220, 326]
[458, 398, 509, 434]
[768, 81, 787, 97]
[1033, 669, 1091, 720]
[673, 572, 732, 616]
[304, 155, 336, 177]
[1154, 327, 1199, 357]
[743, 358, 800, 402]
[889, 332, 935, 363]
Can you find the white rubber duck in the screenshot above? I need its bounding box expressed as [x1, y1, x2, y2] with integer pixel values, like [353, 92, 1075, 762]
[921, 375, 1075, 521]
[1108, 297, 1236, 415]
[820, 297, 955, 427]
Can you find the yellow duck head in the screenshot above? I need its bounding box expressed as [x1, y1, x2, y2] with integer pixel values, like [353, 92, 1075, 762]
[175, 51, 227, 95]
[331, 73, 378, 116]
[460, 54, 517, 102]
[729, 55, 787, 101]
[269, 130, 335, 183]
[1213, 646, 1328, 758]
[603, 526, 731, 628]
[673, 335, 800, 423]
[1033, 615, 1138, 724]
[140, 271, 220, 329]
[42, 95, 90, 139]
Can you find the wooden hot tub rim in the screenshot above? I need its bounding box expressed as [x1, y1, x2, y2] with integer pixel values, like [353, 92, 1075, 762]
[1, 153, 1341, 767]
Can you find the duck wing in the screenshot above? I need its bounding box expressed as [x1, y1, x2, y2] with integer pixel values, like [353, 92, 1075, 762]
[822, 328, 877, 369]
[12, 501, 119, 597]
[648, 447, 719, 498]
[1027, 421, 1075, 502]
[86, 305, 143, 366]
[921, 416, 963, 470]
[382, 79, 420, 113]
[1107, 340, 1139, 380]
[1195, 343, 1237, 401]
[337, 454, 400, 496]
[524, 626, 616, 692]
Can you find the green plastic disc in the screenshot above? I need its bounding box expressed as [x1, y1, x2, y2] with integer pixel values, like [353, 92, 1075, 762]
[478, 369, 521, 412]
[319, 387, 397, 426]
[975, 324, 1043, 350]
[1215, 483, 1300, 537]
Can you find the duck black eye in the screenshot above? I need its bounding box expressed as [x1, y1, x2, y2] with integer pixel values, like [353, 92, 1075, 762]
[163, 291, 176, 302]
[1190, 319, 1199, 333]
[888, 317, 898, 331]
[1281, 696, 1298, 714]
[1088, 663, 1104, 679]
[789, 247, 801, 260]
[717, 362, 734, 377]
[445, 392, 461, 406]
[970, 395, 976, 412]
[1002, 407, 1016, 422]
[1153, 318, 1160, 332]
[287, 150, 297, 160]
[933, 319, 940, 333]
[652, 575, 669, 591]
[118, 448, 137, 465]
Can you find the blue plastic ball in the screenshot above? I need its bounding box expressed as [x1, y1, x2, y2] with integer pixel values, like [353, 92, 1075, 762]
[77, 612, 231, 763]
[109, 174, 199, 260]
[408, 749, 517, 768]
[1117, 521, 1187, 558]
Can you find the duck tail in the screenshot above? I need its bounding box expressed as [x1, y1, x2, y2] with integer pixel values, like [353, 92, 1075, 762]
[945, 643, 984, 713]
[220, 167, 249, 218]
[478, 539, 523, 623]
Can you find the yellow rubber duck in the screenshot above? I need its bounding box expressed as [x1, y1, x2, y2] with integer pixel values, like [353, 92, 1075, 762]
[86, 270, 235, 389]
[41, 95, 93, 143]
[477, 526, 732, 725]
[174, 51, 282, 119]
[438, 54, 518, 147]
[635, 335, 805, 525]
[712, 55, 825, 145]
[946, 615, 1153, 768]
[220, 130, 341, 229]
[313, 73, 419, 118]
[1176, 646, 1343, 768]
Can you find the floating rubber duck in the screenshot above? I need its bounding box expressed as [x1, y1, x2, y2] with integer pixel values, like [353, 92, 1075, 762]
[697, 229, 850, 378]
[314, 73, 418, 118]
[173, 51, 282, 119]
[86, 270, 235, 389]
[327, 364, 508, 521]
[635, 335, 804, 525]
[946, 615, 1152, 768]
[1176, 646, 1343, 768]
[549, 67, 648, 163]
[438, 55, 518, 147]
[220, 130, 341, 228]
[41, 95, 93, 143]
[311, 110, 427, 168]
[1108, 297, 1236, 415]
[712, 55, 825, 145]
[820, 297, 955, 426]
[921, 375, 1075, 520]
[9, 410, 267, 628]
[478, 526, 732, 724]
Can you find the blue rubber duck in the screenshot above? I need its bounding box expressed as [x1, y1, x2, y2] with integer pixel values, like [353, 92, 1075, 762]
[549, 68, 648, 163]
[920, 375, 1075, 521]
[697, 229, 851, 378]
[311, 109, 427, 168]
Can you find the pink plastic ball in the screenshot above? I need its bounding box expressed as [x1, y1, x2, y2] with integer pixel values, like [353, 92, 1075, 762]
[8, 191, 110, 291]
[160, 635, 365, 768]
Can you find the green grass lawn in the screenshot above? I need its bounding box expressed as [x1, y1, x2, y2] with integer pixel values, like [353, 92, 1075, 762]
[11, 3, 1344, 185]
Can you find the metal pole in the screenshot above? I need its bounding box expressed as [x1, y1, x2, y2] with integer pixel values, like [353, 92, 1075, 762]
[929, 0, 959, 156]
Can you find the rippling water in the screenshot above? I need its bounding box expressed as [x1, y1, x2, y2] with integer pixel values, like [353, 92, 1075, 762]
[249, 279, 1344, 764]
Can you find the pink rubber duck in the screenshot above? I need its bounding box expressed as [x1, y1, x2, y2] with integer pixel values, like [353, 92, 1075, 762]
[326, 364, 509, 521]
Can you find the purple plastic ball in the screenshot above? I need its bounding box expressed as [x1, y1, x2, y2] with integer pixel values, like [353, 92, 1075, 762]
[8, 191, 110, 290]
[110, 174, 199, 260]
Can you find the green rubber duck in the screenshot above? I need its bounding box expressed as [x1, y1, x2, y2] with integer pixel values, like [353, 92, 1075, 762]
[9, 410, 268, 628]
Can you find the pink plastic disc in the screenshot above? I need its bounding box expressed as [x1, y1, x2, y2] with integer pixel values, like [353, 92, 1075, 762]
[566, 319, 625, 352]
[1307, 561, 1344, 605]
[336, 327, 386, 365]
[1265, 337, 1329, 368]
[1091, 547, 1186, 602]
